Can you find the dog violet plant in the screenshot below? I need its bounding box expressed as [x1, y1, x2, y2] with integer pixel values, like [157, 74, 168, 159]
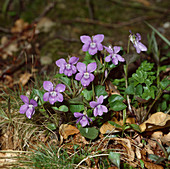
[19, 32, 158, 141]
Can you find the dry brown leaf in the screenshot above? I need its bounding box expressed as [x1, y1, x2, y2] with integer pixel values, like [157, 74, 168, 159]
[134, 0, 150, 6]
[72, 133, 89, 145]
[161, 132, 170, 146]
[151, 131, 163, 140]
[11, 19, 29, 33]
[140, 112, 170, 132]
[100, 117, 121, 134]
[0, 150, 18, 166]
[135, 147, 141, 159]
[36, 17, 55, 33]
[19, 72, 32, 86]
[59, 124, 79, 139]
[114, 138, 135, 162]
[105, 80, 120, 96]
[144, 161, 164, 169]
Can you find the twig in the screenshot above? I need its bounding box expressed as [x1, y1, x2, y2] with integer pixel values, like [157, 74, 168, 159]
[0, 26, 11, 33]
[34, 1, 57, 23]
[109, 0, 167, 13]
[62, 16, 150, 29]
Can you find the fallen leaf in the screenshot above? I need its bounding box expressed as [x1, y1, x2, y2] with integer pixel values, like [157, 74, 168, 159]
[19, 72, 32, 86]
[161, 132, 170, 146]
[139, 112, 170, 132]
[59, 124, 79, 139]
[144, 161, 164, 169]
[100, 117, 121, 134]
[151, 131, 163, 140]
[11, 19, 29, 33]
[36, 17, 55, 33]
[114, 138, 135, 162]
[135, 147, 141, 159]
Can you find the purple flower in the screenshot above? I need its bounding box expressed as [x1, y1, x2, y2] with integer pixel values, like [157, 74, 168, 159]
[43, 81, 66, 104]
[104, 46, 125, 65]
[74, 112, 92, 127]
[89, 95, 108, 117]
[129, 32, 147, 53]
[19, 95, 37, 119]
[75, 62, 97, 87]
[80, 34, 104, 55]
[56, 57, 79, 76]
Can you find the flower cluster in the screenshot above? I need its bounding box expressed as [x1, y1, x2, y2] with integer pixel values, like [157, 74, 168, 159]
[19, 32, 147, 127]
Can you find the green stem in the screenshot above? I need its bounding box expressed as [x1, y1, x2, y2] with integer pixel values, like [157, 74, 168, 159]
[143, 89, 163, 122]
[92, 82, 95, 100]
[71, 76, 76, 97]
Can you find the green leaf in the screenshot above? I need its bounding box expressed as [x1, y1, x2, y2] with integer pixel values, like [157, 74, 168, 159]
[110, 101, 127, 111]
[108, 121, 123, 129]
[52, 107, 59, 111]
[108, 152, 120, 169]
[145, 22, 170, 46]
[59, 76, 71, 86]
[59, 105, 68, 112]
[95, 85, 108, 97]
[125, 85, 135, 95]
[47, 123, 57, 130]
[148, 154, 159, 162]
[82, 89, 93, 101]
[160, 78, 170, 90]
[54, 73, 65, 78]
[128, 124, 141, 133]
[135, 84, 143, 96]
[140, 160, 145, 169]
[68, 95, 84, 104]
[79, 127, 99, 140]
[32, 89, 45, 105]
[70, 105, 84, 113]
[108, 94, 124, 103]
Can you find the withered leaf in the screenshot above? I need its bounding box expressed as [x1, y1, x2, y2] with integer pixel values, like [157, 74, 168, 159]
[59, 124, 79, 139]
[140, 112, 170, 132]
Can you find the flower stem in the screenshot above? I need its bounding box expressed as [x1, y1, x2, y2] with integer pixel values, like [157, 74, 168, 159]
[143, 89, 163, 122]
[92, 82, 95, 100]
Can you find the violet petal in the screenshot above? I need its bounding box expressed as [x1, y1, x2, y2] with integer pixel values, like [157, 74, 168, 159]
[55, 84, 66, 93]
[43, 92, 50, 101]
[43, 81, 53, 92]
[77, 62, 86, 73]
[90, 101, 98, 108]
[20, 95, 29, 104]
[69, 57, 79, 64]
[80, 35, 91, 44]
[30, 99, 38, 107]
[87, 62, 97, 72]
[56, 93, 63, 102]
[93, 34, 104, 43]
[75, 72, 83, 81]
[113, 46, 121, 54]
[19, 104, 28, 114]
[89, 47, 97, 55]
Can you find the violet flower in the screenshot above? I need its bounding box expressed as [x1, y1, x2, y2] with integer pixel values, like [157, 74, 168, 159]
[20, 95, 37, 119]
[104, 46, 125, 65]
[74, 112, 92, 127]
[80, 34, 104, 55]
[75, 62, 97, 87]
[129, 32, 147, 53]
[56, 57, 79, 76]
[89, 95, 108, 117]
[43, 81, 66, 105]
